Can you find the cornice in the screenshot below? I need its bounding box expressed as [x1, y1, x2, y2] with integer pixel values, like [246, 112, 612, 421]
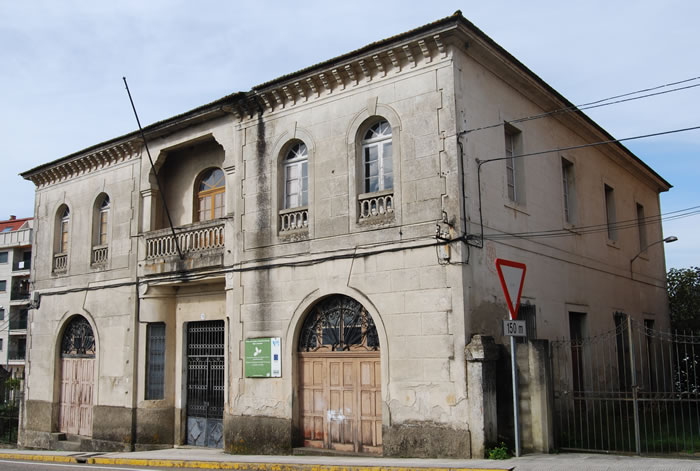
[25, 139, 142, 189]
[224, 31, 454, 122]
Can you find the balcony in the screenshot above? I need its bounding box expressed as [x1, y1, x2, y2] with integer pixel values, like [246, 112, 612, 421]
[53, 253, 68, 273]
[12, 259, 31, 272]
[10, 287, 30, 302]
[358, 190, 394, 223]
[8, 350, 26, 362]
[279, 207, 309, 233]
[141, 220, 225, 275]
[91, 245, 109, 265]
[9, 316, 28, 331]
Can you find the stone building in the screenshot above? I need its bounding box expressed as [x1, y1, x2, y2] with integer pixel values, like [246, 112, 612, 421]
[20, 12, 671, 457]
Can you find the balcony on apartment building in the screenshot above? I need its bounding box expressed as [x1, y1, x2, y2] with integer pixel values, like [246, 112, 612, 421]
[12, 258, 31, 272]
[8, 337, 26, 362]
[9, 311, 28, 332]
[140, 219, 226, 275]
[10, 281, 30, 303]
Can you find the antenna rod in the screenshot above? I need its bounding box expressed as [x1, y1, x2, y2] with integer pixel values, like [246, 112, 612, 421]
[123, 77, 184, 260]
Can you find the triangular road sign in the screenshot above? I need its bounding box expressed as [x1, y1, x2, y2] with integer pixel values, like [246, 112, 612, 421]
[495, 258, 527, 320]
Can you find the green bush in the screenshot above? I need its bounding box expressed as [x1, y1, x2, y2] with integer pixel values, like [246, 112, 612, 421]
[487, 442, 510, 459]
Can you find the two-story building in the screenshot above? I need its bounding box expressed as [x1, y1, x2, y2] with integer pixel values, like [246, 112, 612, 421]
[20, 12, 671, 457]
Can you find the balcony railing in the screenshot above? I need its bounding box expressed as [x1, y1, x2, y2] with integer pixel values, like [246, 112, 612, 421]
[12, 260, 31, 271]
[91, 245, 109, 265]
[145, 221, 225, 260]
[8, 350, 26, 361]
[10, 288, 30, 301]
[53, 253, 67, 273]
[279, 207, 309, 232]
[358, 190, 394, 221]
[9, 317, 27, 331]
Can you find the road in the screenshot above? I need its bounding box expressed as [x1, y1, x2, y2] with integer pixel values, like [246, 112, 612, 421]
[0, 459, 174, 471]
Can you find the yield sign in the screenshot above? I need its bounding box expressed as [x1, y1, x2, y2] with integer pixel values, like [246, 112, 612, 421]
[495, 258, 527, 320]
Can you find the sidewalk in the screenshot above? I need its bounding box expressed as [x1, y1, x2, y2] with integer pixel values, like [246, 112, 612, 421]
[1, 447, 699, 470]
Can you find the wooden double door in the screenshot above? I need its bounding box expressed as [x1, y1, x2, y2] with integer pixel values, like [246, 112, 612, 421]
[59, 357, 95, 436]
[299, 353, 382, 454]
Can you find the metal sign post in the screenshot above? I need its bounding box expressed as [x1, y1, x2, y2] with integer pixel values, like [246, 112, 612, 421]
[495, 258, 527, 458]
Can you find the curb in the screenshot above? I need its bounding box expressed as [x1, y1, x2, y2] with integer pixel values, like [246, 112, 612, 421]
[0, 453, 511, 471]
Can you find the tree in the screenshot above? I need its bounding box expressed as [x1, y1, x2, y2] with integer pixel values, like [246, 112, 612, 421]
[667, 266, 700, 331]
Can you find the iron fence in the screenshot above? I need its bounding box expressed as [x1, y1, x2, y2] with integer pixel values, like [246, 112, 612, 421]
[551, 316, 700, 455]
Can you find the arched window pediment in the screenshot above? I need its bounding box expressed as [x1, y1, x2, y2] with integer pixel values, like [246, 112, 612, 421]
[61, 316, 96, 358]
[298, 295, 379, 352]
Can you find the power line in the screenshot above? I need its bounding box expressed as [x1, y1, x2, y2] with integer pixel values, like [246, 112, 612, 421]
[481, 205, 700, 241]
[465, 75, 700, 134]
[478, 125, 700, 164]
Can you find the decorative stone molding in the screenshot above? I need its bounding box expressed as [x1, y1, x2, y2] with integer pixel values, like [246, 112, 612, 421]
[25, 139, 141, 189]
[225, 34, 450, 119]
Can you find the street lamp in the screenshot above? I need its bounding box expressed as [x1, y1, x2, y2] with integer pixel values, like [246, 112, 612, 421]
[630, 236, 678, 278]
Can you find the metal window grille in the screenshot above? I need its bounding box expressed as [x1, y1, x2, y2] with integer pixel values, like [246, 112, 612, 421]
[146, 323, 166, 400]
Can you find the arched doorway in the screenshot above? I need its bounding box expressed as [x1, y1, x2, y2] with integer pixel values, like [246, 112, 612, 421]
[297, 295, 382, 454]
[58, 316, 96, 436]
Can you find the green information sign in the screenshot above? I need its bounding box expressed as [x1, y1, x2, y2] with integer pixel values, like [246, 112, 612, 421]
[245, 337, 281, 378]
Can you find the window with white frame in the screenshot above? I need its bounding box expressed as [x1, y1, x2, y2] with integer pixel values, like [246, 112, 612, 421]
[97, 196, 110, 246]
[504, 125, 522, 202]
[283, 143, 308, 209]
[562, 157, 576, 223]
[362, 120, 393, 193]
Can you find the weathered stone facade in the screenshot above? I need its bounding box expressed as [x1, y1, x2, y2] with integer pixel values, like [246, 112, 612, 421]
[20, 12, 670, 457]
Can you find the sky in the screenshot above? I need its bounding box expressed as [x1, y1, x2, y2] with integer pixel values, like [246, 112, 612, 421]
[0, 1, 698, 269]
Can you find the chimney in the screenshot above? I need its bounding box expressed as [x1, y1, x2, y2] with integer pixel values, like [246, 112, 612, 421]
[9, 215, 15, 221]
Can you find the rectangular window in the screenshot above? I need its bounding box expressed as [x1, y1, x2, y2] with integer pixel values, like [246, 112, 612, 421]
[0, 252, 7, 264]
[146, 322, 166, 400]
[569, 312, 586, 393]
[516, 304, 537, 344]
[0, 308, 4, 321]
[614, 312, 632, 390]
[0, 280, 6, 292]
[561, 158, 576, 223]
[99, 210, 109, 246]
[604, 184, 617, 240]
[0, 339, 3, 351]
[636, 203, 647, 253]
[505, 131, 517, 201]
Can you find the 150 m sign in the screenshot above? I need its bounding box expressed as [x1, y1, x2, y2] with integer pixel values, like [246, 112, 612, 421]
[245, 337, 281, 378]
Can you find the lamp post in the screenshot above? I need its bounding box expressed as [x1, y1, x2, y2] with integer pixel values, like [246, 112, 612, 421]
[630, 236, 678, 279]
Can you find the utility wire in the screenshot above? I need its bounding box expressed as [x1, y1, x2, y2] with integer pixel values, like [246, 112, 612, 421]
[478, 125, 700, 164]
[465, 75, 700, 134]
[481, 206, 700, 241]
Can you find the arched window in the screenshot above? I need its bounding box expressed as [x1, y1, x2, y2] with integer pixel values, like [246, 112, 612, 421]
[362, 120, 393, 194]
[53, 206, 70, 273]
[283, 142, 308, 209]
[59, 207, 70, 254]
[196, 168, 225, 222]
[298, 295, 379, 352]
[97, 196, 110, 246]
[91, 195, 110, 265]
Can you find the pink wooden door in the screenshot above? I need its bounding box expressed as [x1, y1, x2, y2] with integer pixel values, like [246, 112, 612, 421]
[59, 357, 94, 436]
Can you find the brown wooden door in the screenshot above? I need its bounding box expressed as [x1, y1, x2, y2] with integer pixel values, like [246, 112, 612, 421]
[299, 353, 381, 453]
[59, 357, 94, 436]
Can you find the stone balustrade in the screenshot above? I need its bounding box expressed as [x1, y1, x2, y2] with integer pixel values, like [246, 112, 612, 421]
[145, 222, 225, 260]
[279, 207, 309, 232]
[358, 190, 394, 221]
[91, 245, 109, 265]
[53, 253, 68, 272]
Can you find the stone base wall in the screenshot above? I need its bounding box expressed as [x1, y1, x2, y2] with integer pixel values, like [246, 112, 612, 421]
[135, 406, 175, 447]
[382, 422, 471, 458]
[224, 414, 292, 455]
